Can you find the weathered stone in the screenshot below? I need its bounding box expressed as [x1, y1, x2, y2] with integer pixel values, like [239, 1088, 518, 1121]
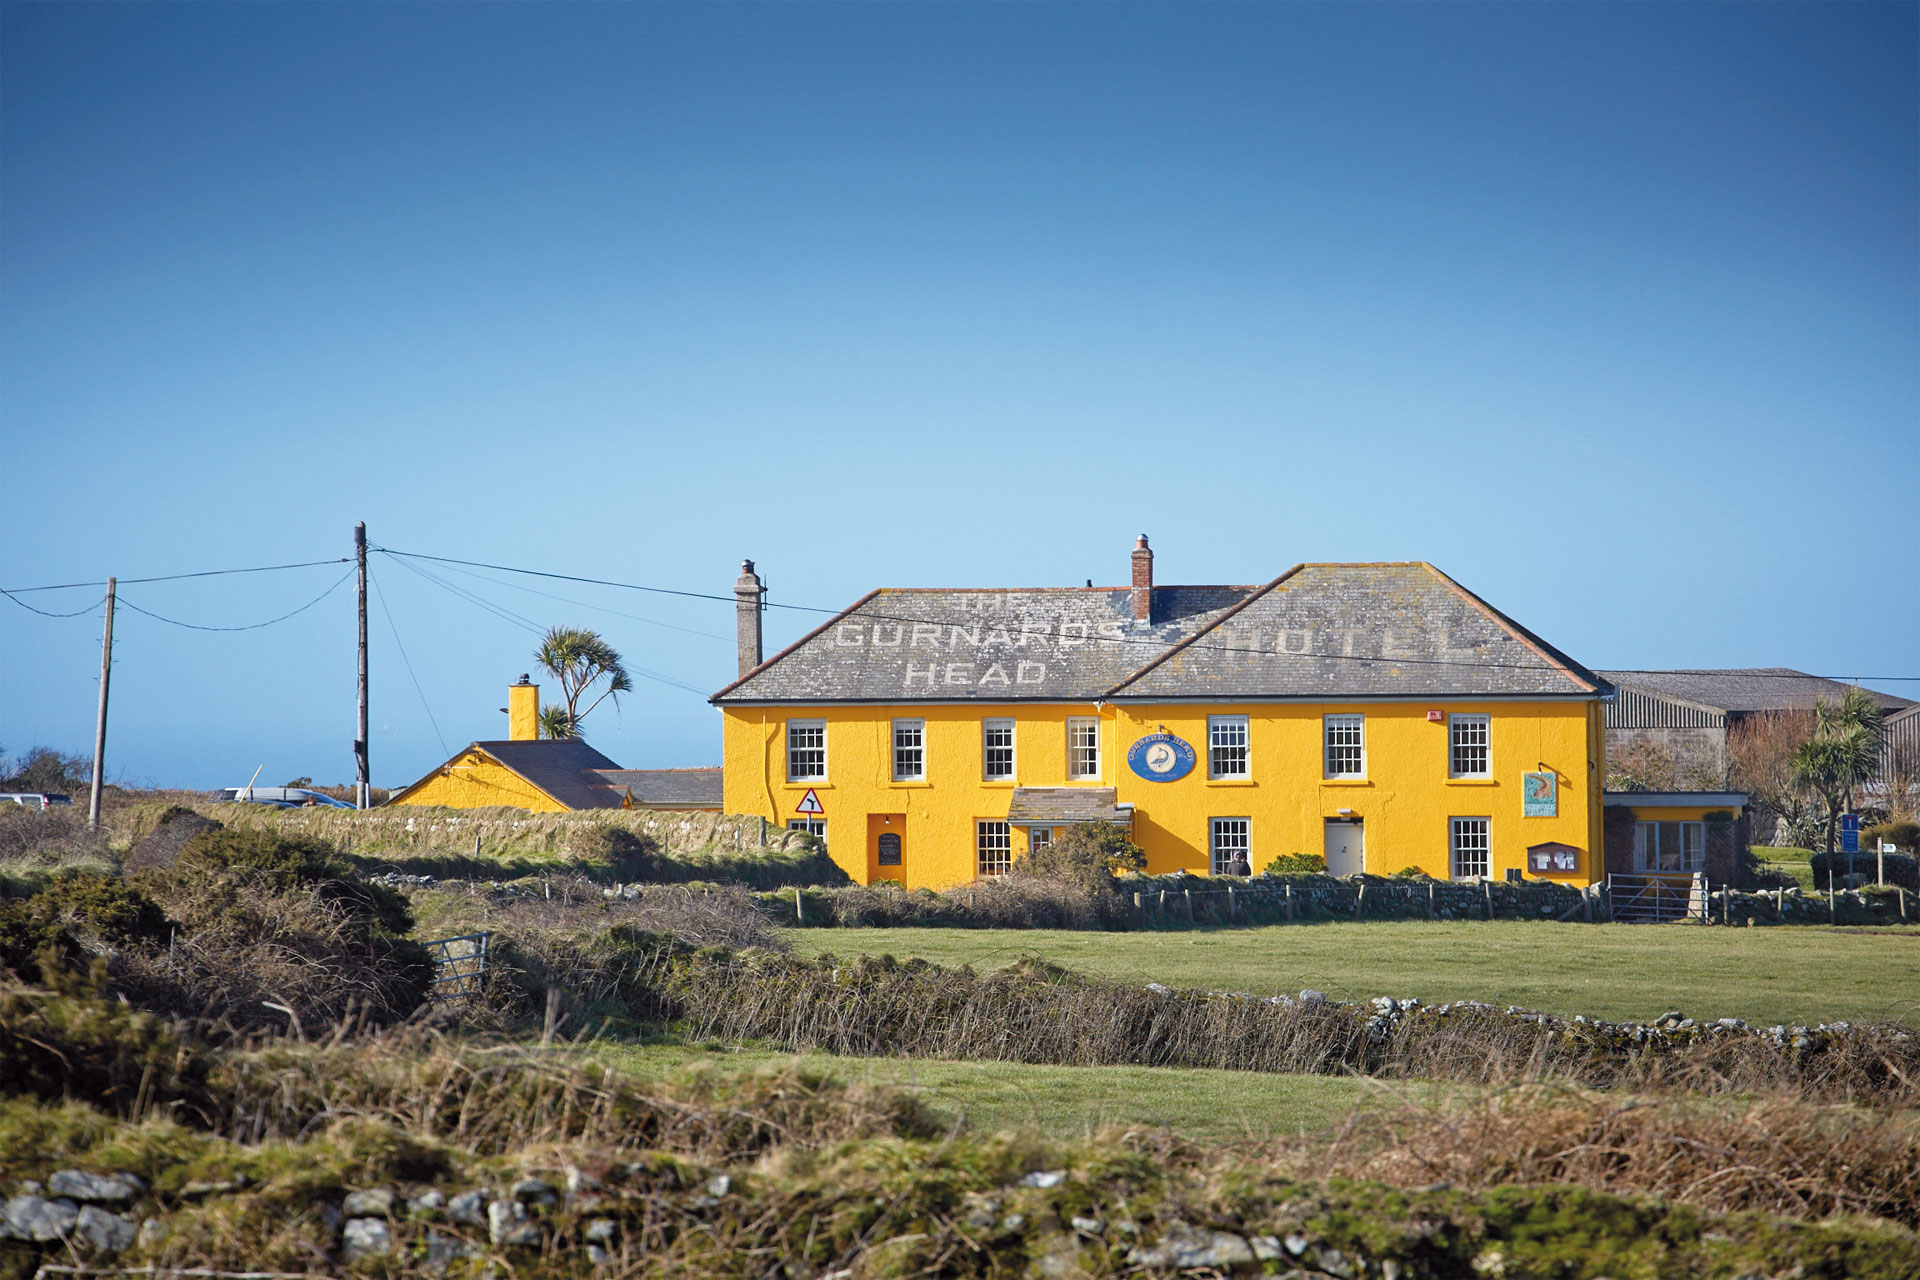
[511, 1176, 557, 1204]
[1299, 989, 1326, 1006]
[1284, 1232, 1311, 1256]
[138, 1218, 167, 1249]
[342, 1187, 396, 1217]
[565, 1167, 602, 1194]
[1, 1194, 79, 1241]
[75, 1206, 137, 1253]
[409, 1189, 446, 1217]
[1316, 1245, 1354, 1276]
[423, 1229, 479, 1277]
[1251, 1235, 1283, 1260]
[342, 1217, 393, 1260]
[587, 1244, 612, 1265]
[1018, 1170, 1064, 1189]
[50, 1171, 142, 1204]
[585, 1218, 618, 1244]
[447, 1190, 489, 1226]
[1070, 1216, 1104, 1235]
[489, 1196, 540, 1247]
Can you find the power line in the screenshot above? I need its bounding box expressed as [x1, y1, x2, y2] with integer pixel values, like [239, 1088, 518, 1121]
[2, 557, 352, 595]
[115, 569, 356, 632]
[414, 555, 734, 644]
[369, 563, 450, 757]
[0, 590, 106, 618]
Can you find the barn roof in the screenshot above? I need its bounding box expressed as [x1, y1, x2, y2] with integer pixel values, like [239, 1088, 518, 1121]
[588, 767, 723, 809]
[1596, 669, 1914, 716]
[472, 739, 626, 810]
[714, 563, 1604, 704]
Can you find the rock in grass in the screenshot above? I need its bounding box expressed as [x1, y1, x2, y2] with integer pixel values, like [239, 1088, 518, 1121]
[49, 1171, 142, 1204]
[342, 1217, 393, 1260]
[447, 1190, 489, 1225]
[585, 1218, 617, 1244]
[1299, 989, 1326, 1006]
[342, 1188, 396, 1217]
[488, 1197, 540, 1247]
[511, 1176, 557, 1204]
[75, 1206, 137, 1253]
[1, 1195, 79, 1241]
[409, 1189, 446, 1218]
[424, 1230, 478, 1276]
[138, 1218, 167, 1249]
[1018, 1170, 1065, 1189]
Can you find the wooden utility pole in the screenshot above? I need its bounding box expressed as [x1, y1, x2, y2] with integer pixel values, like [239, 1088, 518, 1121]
[355, 522, 370, 810]
[87, 578, 116, 829]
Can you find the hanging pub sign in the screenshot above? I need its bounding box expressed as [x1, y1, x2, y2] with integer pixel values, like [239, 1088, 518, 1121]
[1527, 842, 1580, 875]
[1522, 771, 1558, 817]
[1127, 732, 1196, 782]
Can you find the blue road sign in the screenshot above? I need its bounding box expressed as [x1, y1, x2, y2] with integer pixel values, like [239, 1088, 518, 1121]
[1840, 813, 1860, 854]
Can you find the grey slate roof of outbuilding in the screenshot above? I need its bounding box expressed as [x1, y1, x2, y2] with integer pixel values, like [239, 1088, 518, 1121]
[715, 563, 1604, 704]
[1595, 669, 1914, 716]
[1005, 787, 1131, 825]
[471, 739, 625, 810]
[588, 767, 723, 810]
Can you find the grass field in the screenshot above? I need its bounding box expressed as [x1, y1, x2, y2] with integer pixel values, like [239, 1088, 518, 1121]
[1752, 845, 1817, 890]
[789, 920, 1920, 1027]
[600, 1043, 1452, 1140]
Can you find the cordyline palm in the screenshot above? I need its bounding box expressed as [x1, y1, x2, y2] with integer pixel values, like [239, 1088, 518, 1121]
[1794, 688, 1884, 862]
[535, 626, 633, 741]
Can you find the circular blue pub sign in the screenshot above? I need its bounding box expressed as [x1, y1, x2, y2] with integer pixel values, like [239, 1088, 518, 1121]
[1127, 732, 1196, 782]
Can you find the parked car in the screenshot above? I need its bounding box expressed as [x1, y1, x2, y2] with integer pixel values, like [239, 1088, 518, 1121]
[0, 793, 72, 810]
[216, 787, 355, 810]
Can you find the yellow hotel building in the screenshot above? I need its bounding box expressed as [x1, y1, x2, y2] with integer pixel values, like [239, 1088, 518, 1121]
[714, 539, 1611, 890]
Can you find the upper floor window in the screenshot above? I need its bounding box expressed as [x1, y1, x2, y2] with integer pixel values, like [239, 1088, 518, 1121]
[786, 720, 826, 781]
[1067, 718, 1101, 780]
[1450, 714, 1490, 777]
[892, 719, 925, 782]
[1324, 714, 1365, 778]
[1209, 715, 1250, 779]
[1450, 816, 1490, 880]
[983, 719, 1016, 780]
[1634, 821, 1704, 873]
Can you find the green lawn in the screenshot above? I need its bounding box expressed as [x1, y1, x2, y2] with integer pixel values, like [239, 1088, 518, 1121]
[1752, 846, 1817, 891]
[790, 921, 1920, 1027]
[598, 1043, 1449, 1141]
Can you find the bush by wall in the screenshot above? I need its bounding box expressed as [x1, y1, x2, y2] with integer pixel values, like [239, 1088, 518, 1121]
[1811, 850, 1919, 891]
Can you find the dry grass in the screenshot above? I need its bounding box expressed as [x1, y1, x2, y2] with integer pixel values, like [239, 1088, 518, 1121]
[646, 949, 1920, 1105]
[0, 806, 116, 893]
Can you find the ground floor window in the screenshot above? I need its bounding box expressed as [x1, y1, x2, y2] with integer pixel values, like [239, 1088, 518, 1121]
[1028, 826, 1053, 851]
[1210, 817, 1250, 875]
[1450, 817, 1490, 880]
[977, 820, 1011, 877]
[786, 817, 825, 844]
[1634, 821, 1704, 873]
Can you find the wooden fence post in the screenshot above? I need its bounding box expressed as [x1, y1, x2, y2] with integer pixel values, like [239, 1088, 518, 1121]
[1183, 887, 1193, 924]
[1354, 882, 1366, 919]
[1427, 881, 1435, 919]
[1227, 885, 1236, 921]
[1483, 880, 1493, 921]
[794, 886, 804, 925]
[1285, 881, 1294, 923]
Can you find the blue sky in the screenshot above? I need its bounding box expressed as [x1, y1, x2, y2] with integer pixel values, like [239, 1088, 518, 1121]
[3, 3, 1915, 790]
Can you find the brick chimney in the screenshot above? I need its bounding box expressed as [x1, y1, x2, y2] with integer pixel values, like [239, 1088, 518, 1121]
[735, 559, 765, 677]
[1131, 535, 1153, 626]
[508, 674, 539, 741]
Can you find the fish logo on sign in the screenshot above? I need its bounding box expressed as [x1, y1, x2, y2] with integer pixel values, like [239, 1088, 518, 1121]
[1127, 732, 1196, 782]
[795, 789, 824, 815]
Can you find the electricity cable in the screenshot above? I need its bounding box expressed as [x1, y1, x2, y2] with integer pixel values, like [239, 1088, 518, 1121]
[0, 590, 106, 618]
[412, 555, 734, 644]
[2, 557, 352, 595]
[369, 563, 451, 757]
[114, 569, 356, 632]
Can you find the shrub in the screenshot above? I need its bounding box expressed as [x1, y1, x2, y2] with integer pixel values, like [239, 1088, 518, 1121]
[0, 974, 213, 1116]
[1012, 822, 1145, 890]
[1811, 850, 1919, 891]
[1262, 851, 1326, 876]
[1864, 820, 1920, 854]
[0, 871, 171, 982]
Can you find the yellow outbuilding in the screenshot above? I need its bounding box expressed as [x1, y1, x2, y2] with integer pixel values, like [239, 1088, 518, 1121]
[713, 539, 1613, 889]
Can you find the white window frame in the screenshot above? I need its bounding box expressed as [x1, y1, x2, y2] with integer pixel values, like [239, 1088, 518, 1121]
[1029, 826, 1054, 851]
[892, 718, 925, 782]
[977, 820, 1012, 877]
[1208, 715, 1250, 779]
[1634, 820, 1705, 873]
[1066, 717, 1101, 780]
[786, 817, 826, 844]
[1450, 816, 1490, 880]
[1449, 714, 1491, 778]
[982, 718, 1016, 781]
[786, 720, 826, 782]
[1323, 714, 1365, 778]
[1210, 817, 1250, 875]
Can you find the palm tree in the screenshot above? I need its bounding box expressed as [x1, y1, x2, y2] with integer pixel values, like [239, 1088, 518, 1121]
[534, 626, 633, 741]
[1793, 688, 1885, 874]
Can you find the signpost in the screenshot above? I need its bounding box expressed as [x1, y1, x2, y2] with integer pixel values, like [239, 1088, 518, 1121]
[1841, 812, 1859, 886]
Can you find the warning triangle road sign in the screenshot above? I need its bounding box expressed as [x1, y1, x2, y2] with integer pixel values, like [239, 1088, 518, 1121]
[794, 788, 824, 815]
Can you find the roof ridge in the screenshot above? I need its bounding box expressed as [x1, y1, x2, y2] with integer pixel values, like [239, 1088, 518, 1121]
[710, 587, 883, 702]
[1100, 565, 1307, 698]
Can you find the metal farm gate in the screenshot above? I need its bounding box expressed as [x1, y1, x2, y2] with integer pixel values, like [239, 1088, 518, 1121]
[1606, 873, 1707, 923]
[423, 931, 492, 1002]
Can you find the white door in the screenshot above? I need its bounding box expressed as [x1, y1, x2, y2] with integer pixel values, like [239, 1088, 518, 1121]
[1324, 819, 1364, 877]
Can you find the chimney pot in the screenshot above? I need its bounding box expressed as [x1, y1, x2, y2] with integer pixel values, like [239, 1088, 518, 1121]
[1131, 535, 1154, 625]
[735, 559, 766, 678]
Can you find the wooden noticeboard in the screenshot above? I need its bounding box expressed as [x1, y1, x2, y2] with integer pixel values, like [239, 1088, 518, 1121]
[877, 832, 902, 866]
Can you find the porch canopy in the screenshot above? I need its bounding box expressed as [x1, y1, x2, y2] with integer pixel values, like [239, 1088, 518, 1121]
[1005, 787, 1133, 828]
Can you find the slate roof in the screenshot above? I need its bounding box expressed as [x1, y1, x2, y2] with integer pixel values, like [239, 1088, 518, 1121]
[1006, 787, 1131, 825]
[1595, 670, 1915, 716]
[473, 739, 625, 810]
[588, 767, 723, 810]
[715, 563, 1604, 704]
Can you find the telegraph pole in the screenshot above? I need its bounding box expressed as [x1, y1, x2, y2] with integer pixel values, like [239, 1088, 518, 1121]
[355, 523, 370, 809]
[88, 578, 116, 829]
